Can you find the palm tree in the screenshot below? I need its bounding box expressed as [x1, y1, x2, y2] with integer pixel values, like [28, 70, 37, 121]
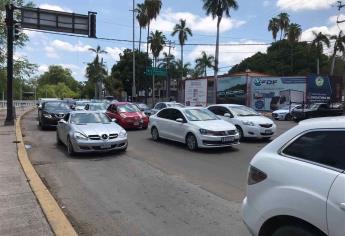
[88, 46, 108, 99]
[286, 23, 302, 44]
[136, 3, 148, 52]
[144, 0, 162, 54]
[195, 51, 215, 78]
[88, 45, 107, 63]
[171, 19, 192, 79]
[148, 30, 166, 103]
[330, 31, 345, 76]
[175, 59, 191, 78]
[277, 12, 290, 40]
[202, 0, 239, 102]
[311, 31, 330, 75]
[268, 17, 279, 42]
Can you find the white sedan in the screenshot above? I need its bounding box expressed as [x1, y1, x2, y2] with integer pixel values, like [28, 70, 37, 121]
[272, 104, 302, 120]
[207, 104, 276, 140]
[242, 116, 345, 236]
[148, 107, 239, 151]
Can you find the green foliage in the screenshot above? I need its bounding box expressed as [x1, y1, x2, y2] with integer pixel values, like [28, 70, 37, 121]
[37, 82, 78, 99]
[148, 30, 166, 59]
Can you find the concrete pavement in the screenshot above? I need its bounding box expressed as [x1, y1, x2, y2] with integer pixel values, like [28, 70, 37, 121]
[0, 108, 53, 236]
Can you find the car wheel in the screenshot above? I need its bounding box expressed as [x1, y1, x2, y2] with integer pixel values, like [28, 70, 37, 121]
[285, 114, 292, 121]
[151, 127, 159, 141]
[236, 126, 244, 141]
[56, 131, 62, 145]
[67, 137, 75, 156]
[186, 133, 198, 151]
[272, 224, 323, 236]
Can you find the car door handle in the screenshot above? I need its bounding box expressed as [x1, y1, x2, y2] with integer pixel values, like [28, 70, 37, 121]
[340, 203, 345, 211]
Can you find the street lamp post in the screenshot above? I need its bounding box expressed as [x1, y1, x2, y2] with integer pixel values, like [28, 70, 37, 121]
[132, 0, 136, 101]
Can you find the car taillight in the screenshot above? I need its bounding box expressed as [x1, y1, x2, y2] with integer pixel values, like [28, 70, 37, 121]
[248, 165, 267, 185]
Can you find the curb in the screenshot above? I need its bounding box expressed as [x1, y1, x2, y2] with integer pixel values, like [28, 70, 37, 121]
[15, 109, 78, 236]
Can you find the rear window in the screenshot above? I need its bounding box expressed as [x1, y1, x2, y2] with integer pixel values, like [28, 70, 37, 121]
[282, 130, 345, 171]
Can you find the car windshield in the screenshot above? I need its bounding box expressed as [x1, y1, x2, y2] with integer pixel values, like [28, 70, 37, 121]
[167, 103, 184, 108]
[117, 104, 140, 112]
[76, 101, 88, 106]
[184, 109, 219, 121]
[44, 102, 70, 110]
[70, 113, 111, 124]
[89, 103, 107, 111]
[137, 103, 149, 109]
[310, 104, 322, 110]
[230, 106, 259, 116]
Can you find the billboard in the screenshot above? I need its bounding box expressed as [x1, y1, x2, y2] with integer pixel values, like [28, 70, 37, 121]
[217, 76, 247, 105]
[307, 75, 332, 103]
[250, 77, 306, 111]
[185, 79, 208, 106]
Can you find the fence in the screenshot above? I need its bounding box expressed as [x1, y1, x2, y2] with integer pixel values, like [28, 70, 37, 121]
[0, 100, 37, 109]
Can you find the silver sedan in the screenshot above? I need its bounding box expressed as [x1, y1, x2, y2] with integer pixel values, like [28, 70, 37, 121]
[56, 111, 128, 155]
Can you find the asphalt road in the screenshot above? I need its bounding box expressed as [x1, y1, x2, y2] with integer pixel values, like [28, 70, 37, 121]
[22, 110, 295, 236]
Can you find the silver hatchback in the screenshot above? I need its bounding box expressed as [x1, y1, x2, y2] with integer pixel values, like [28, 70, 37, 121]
[56, 111, 128, 155]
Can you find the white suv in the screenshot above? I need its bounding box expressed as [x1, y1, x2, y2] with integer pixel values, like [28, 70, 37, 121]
[242, 116, 345, 236]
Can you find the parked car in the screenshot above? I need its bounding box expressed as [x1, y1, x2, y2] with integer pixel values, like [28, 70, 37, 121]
[84, 102, 108, 113]
[56, 111, 127, 155]
[135, 103, 152, 116]
[242, 116, 345, 236]
[291, 103, 343, 121]
[151, 102, 185, 115]
[148, 107, 239, 151]
[75, 101, 90, 110]
[207, 104, 276, 140]
[106, 102, 149, 129]
[272, 104, 302, 121]
[38, 101, 72, 129]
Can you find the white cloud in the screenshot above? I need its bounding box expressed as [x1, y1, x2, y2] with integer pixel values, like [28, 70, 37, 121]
[50, 40, 91, 53]
[38, 65, 49, 73]
[263, 0, 271, 7]
[39, 4, 72, 12]
[187, 40, 268, 69]
[105, 47, 125, 61]
[277, 0, 337, 11]
[151, 9, 245, 34]
[44, 46, 60, 58]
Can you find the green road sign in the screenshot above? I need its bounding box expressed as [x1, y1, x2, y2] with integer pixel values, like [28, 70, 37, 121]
[145, 67, 167, 76]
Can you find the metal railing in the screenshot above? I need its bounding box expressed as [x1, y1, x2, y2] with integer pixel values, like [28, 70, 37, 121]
[0, 100, 37, 109]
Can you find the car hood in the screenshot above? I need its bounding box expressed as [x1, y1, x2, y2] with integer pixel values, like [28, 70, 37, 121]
[72, 123, 123, 136]
[235, 115, 274, 124]
[122, 112, 145, 118]
[191, 120, 236, 131]
[45, 109, 70, 114]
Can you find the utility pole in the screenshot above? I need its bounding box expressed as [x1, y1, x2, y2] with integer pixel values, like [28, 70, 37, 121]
[132, 0, 136, 102]
[4, 4, 14, 125]
[165, 40, 175, 100]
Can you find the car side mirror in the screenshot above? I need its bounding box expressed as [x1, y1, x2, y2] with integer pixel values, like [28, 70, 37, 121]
[58, 119, 67, 124]
[176, 118, 184, 123]
[224, 113, 232, 118]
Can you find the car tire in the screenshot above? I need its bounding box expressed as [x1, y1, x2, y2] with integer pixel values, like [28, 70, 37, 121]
[151, 127, 159, 141]
[285, 114, 292, 121]
[272, 224, 323, 236]
[67, 137, 75, 156]
[236, 126, 244, 141]
[186, 133, 198, 151]
[56, 131, 62, 145]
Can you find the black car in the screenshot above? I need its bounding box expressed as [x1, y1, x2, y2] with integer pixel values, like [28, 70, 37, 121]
[291, 103, 343, 121]
[38, 101, 72, 129]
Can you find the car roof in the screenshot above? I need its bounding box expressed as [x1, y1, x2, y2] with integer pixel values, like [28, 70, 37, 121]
[209, 104, 243, 107]
[299, 116, 345, 129]
[70, 110, 105, 114]
[111, 102, 130, 105]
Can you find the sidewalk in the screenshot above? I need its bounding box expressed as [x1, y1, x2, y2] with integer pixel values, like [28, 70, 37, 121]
[0, 108, 53, 235]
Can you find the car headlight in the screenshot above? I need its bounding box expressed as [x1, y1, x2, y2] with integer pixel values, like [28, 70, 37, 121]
[242, 121, 255, 126]
[43, 113, 52, 119]
[119, 130, 127, 138]
[199, 129, 215, 135]
[74, 132, 88, 140]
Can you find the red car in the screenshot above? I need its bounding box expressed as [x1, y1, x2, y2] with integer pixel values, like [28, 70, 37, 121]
[106, 102, 149, 129]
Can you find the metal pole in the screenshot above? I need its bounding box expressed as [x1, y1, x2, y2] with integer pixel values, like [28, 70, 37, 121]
[5, 4, 14, 125]
[132, 0, 136, 101]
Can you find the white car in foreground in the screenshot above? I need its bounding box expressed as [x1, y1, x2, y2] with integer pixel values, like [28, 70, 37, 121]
[208, 104, 276, 140]
[272, 104, 302, 121]
[148, 107, 240, 151]
[242, 117, 345, 236]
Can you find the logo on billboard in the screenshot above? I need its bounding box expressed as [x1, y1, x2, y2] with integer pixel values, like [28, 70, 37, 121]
[315, 76, 324, 87]
[254, 78, 278, 86]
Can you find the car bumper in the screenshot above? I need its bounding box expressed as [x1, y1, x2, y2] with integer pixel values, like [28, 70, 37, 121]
[242, 197, 260, 236]
[41, 117, 60, 127]
[198, 134, 240, 148]
[120, 119, 149, 129]
[71, 138, 128, 153]
[272, 113, 286, 120]
[242, 125, 276, 138]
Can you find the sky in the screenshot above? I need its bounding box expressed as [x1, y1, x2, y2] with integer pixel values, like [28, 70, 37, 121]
[16, 0, 345, 81]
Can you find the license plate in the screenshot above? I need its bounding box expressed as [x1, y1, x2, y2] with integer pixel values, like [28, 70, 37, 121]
[101, 145, 112, 149]
[265, 130, 272, 134]
[222, 136, 234, 143]
[134, 121, 139, 126]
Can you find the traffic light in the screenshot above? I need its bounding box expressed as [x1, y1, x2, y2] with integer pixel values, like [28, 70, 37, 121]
[14, 24, 20, 40]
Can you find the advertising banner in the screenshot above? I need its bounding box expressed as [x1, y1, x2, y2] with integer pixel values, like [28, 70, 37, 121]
[307, 75, 332, 103]
[217, 76, 247, 105]
[250, 77, 306, 111]
[185, 79, 208, 106]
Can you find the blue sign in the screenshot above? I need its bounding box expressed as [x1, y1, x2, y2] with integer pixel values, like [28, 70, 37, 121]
[307, 75, 332, 103]
[255, 100, 265, 109]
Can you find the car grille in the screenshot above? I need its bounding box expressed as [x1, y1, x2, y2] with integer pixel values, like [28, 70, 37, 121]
[53, 113, 65, 119]
[212, 130, 237, 136]
[259, 124, 273, 128]
[272, 113, 278, 118]
[88, 135, 101, 140]
[109, 133, 118, 139]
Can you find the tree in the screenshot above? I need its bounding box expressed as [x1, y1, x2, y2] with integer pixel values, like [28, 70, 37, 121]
[268, 18, 280, 42]
[277, 12, 290, 40]
[330, 31, 345, 76]
[202, 0, 238, 102]
[195, 51, 215, 77]
[286, 23, 302, 73]
[144, 0, 162, 55]
[171, 19, 192, 79]
[148, 30, 166, 103]
[136, 3, 148, 52]
[311, 31, 330, 75]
